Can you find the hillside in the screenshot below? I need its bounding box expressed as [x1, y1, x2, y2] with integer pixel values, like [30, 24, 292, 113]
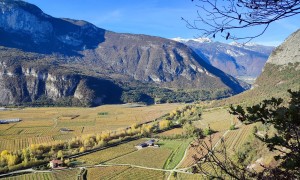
[0, 0, 248, 106]
[173, 38, 274, 83]
[215, 29, 300, 106]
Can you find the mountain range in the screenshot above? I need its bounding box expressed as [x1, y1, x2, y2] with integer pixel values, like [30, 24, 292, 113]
[215, 29, 300, 106]
[172, 37, 275, 83]
[0, 0, 250, 106]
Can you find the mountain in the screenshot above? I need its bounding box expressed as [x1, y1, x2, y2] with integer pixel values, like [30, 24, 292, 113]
[0, 0, 248, 106]
[172, 38, 275, 83]
[214, 29, 300, 106]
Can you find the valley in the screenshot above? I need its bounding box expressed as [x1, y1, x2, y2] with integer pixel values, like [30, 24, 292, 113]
[0, 105, 258, 180]
[0, 0, 299, 179]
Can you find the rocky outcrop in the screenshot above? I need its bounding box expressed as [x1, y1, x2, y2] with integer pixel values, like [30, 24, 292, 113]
[266, 29, 300, 65]
[0, 62, 122, 106]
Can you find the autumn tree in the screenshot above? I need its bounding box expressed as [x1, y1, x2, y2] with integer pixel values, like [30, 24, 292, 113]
[159, 120, 172, 130]
[183, 0, 300, 42]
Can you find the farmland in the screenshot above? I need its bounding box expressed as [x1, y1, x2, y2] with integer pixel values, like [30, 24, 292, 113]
[0, 104, 183, 151]
[108, 139, 190, 169]
[76, 139, 147, 165]
[0, 105, 258, 179]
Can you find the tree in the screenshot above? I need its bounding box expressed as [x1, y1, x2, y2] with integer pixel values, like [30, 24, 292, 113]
[183, 0, 300, 42]
[193, 89, 300, 179]
[229, 89, 300, 178]
[159, 120, 172, 130]
[57, 150, 63, 159]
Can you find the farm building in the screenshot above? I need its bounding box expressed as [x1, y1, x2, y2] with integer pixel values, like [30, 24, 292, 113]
[135, 139, 157, 150]
[49, 159, 63, 168]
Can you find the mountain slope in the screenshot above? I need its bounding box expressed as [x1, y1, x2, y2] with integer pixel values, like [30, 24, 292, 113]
[215, 29, 300, 106]
[0, 0, 248, 106]
[173, 38, 274, 83]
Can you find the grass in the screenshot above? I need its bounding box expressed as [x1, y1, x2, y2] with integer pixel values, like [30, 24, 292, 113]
[0, 103, 183, 151]
[109, 147, 172, 169]
[77, 139, 147, 165]
[52, 169, 81, 180]
[179, 131, 225, 168]
[87, 166, 130, 180]
[1, 172, 54, 180]
[111, 167, 169, 180]
[156, 128, 185, 137]
[164, 140, 192, 169]
[193, 108, 235, 132]
[108, 139, 186, 169]
[170, 172, 205, 180]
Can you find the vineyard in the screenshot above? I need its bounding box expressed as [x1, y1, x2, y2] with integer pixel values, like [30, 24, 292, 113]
[110, 167, 169, 180]
[179, 131, 225, 168]
[87, 166, 131, 180]
[1, 172, 54, 180]
[156, 128, 185, 137]
[77, 139, 147, 165]
[0, 104, 182, 151]
[193, 108, 237, 132]
[108, 139, 188, 169]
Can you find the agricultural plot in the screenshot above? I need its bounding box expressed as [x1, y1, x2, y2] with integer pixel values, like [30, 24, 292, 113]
[169, 172, 205, 180]
[193, 108, 236, 132]
[221, 124, 255, 155]
[179, 131, 225, 168]
[109, 139, 187, 169]
[77, 139, 147, 165]
[111, 167, 169, 180]
[1, 172, 54, 180]
[87, 166, 131, 180]
[52, 169, 81, 180]
[0, 104, 182, 151]
[156, 128, 185, 137]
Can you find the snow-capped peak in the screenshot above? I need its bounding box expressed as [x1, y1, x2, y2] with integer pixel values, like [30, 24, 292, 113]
[230, 41, 259, 47]
[172, 37, 212, 43]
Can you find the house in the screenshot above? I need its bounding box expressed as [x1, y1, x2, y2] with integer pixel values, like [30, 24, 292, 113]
[135, 139, 156, 150]
[49, 159, 63, 168]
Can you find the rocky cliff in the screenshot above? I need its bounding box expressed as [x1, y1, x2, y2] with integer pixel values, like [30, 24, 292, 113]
[0, 0, 249, 106]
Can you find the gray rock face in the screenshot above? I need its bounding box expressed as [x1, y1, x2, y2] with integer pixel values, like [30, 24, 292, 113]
[267, 29, 300, 65]
[0, 0, 249, 106]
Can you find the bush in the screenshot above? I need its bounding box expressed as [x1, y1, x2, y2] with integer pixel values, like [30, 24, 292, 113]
[229, 124, 236, 130]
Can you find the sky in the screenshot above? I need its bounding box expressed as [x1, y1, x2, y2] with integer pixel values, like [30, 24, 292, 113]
[25, 0, 300, 46]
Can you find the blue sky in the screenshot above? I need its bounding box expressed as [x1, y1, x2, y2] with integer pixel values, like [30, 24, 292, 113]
[26, 0, 300, 46]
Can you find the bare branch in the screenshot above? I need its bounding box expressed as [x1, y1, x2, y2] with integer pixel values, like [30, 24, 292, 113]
[184, 0, 300, 42]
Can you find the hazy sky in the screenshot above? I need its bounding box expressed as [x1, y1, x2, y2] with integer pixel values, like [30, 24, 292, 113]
[25, 0, 300, 46]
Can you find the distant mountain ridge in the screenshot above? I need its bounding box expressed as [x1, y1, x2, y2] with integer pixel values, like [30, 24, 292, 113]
[172, 38, 275, 83]
[0, 0, 248, 106]
[213, 29, 300, 106]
